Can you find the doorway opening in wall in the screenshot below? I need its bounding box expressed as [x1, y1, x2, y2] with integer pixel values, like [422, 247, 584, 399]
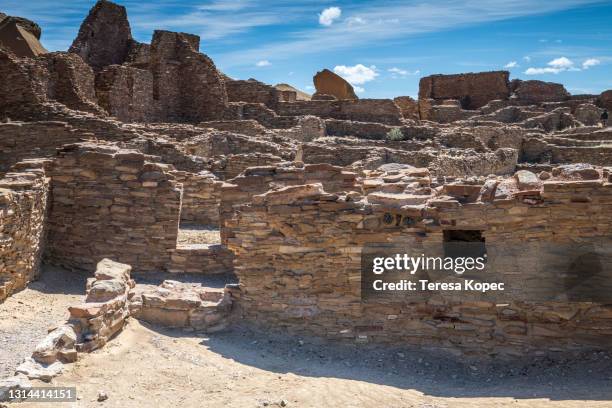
[443, 229, 487, 260]
[177, 224, 221, 247]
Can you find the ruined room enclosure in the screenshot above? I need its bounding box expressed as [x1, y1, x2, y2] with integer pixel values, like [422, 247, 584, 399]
[1, 0, 612, 400]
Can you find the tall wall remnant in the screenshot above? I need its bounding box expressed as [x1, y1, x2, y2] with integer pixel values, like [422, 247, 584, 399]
[419, 71, 510, 109]
[69, 0, 133, 71]
[0, 161, 49, 303]
[150, 30, 228, 123]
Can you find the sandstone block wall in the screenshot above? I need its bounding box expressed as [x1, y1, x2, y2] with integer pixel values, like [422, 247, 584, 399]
[220, 163, 358, 245]
[95, 65, 156, 122]
[0, 122, 83, 173]
[0, 162, 49, 302]
[227, 174, 612, 355]
[275, 99, 402, 125]
[171, 171, 222, 225]
[45, 143, 182, 272]
[225, 79, 283, 109]
[419, 71, 510, 110]
[69, 0, 133, 71]
[510, 80, 570, 104]
[150, 30, 228, 123]
[69, 259, 134, 352]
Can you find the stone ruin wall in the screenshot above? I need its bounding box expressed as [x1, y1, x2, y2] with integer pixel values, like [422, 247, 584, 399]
[275, 99, 403, 125]
[95, 65, 156, 123]
[44, 143, 182, 272]
[226, 173, 612, 355]
[225, 79, 291, 109]
[419, 71, 511, 110]
[0, 161, 49, 302]
[172, 170, 222, 226]
[220, 163, 358, 245]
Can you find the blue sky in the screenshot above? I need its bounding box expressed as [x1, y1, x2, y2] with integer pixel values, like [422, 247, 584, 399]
[3, 0, 611, 98]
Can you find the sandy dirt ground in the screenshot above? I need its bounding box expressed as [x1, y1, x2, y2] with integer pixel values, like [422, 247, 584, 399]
[3, 265, 612, 408]
[4, 319, 612, 408]
[0, 266, 87, 378]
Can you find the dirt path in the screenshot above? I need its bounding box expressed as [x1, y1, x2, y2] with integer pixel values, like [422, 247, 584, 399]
[0, 265, 87, 378]
[7, 319, 612, 408]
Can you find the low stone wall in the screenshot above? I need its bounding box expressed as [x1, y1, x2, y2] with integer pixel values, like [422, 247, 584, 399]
[168, 244, 234, 274]
[45, 142, 182, 272]
[275, 99, 402, 125]
[0, 162, 49, 302]
[227, 172, 612, 356]
[225, 79, 283, 109]
[13, 259, 134, 383]
[69, 259, 133, 352]
[129, 279, 232, 331]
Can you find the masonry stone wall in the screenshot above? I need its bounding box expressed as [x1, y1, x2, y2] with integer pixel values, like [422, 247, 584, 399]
[225, 79, 283, 109]
[150, 30, 228, 123]
[95, 65, 156, 122]
[171, 170, 222, 225]
[0, 162, 49, 302]
[419, 71, 510, 110]
[45, 143, 182, 272]
[226, 173, 612, 356]
[220, 163, 358, 245]
[275, 99, 402, 125]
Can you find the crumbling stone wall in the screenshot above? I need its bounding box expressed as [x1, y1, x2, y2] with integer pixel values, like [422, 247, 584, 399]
[510, 80, 570, 104]
[95, 65, 156, 122]
[225, 79, 283, 109]
[275, 99, 402, 125]
[45, 143, 182, 272]
[419, 71, 510, 110]
[150, 30, 228, 123]
[69, 0, 133, 71]
[172, 171, 222, 225]
[220, 163, 358, 245]
[0, 162, 49, 302]
[0, 122, 83, 173]
[39, 52, 105, 115]
[0, 49, 106, 120]
[227, 172, 612, 355]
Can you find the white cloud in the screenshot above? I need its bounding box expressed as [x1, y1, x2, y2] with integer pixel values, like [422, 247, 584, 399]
[524, 56, 590, 75]
[319, 7, 341, 26]
[504, 61, 518, 68]
[354, 86, 365, 93]
[389, 67, 408, 76]
[333, 64, 378, 84]
[523, 56, 531, 62]
[548, 56, 574, 69]
[347, 16, 366, 26]
[524, 67, 562, 75]
[582, 58, 600, 69]
[388, 67, 420, 78]
[256, 59, 271, 67]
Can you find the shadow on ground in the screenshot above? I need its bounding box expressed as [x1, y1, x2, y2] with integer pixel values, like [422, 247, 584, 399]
[144, 321, 612, 402]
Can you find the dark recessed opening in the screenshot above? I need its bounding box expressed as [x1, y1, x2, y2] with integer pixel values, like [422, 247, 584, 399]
[443, 229, 487, 260]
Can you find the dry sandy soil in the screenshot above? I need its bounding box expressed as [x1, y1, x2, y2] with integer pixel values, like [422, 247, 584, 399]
[2, 266, 612, 408]
[0, 266, 87, 378]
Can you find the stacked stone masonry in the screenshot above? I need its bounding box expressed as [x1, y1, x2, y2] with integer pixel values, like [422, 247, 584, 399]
[226, 166, 612, 356]
[0, 162, 49, 302]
